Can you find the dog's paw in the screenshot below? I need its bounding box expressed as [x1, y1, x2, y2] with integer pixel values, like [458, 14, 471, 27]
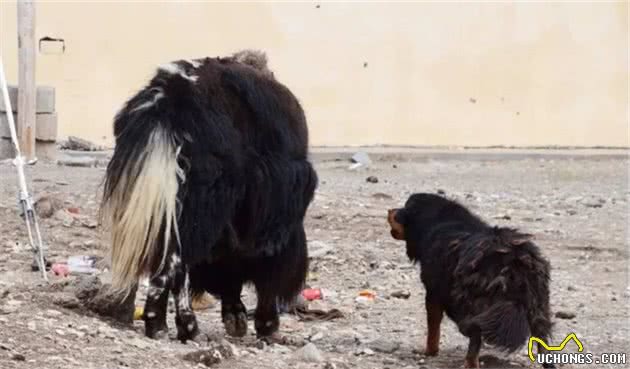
[424, 347, 440, 357]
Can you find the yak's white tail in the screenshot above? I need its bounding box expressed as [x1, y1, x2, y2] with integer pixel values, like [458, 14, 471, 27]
[102, 125, 183, 296]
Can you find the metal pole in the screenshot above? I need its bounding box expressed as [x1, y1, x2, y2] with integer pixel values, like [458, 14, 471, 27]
[0, 57, 48, 280]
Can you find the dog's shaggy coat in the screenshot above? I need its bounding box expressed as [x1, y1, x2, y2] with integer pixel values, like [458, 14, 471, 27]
[101, 50, 317, 341]
[388, 193, 554, 368]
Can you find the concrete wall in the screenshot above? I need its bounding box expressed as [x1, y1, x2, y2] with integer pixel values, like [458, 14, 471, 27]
[0, 2, 627, 147]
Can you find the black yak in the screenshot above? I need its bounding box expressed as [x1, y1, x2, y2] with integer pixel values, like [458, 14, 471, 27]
[101, 50, 317, 342]
[388, 193, 554, 368]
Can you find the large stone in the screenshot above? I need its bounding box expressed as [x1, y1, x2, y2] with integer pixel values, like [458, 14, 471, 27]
[73, 275, 137, 325]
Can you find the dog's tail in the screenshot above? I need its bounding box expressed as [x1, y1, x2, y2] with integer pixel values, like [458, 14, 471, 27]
[472, 301, 530, 352]
[456, 227, 553, 353]
[101, 62, 205, 296]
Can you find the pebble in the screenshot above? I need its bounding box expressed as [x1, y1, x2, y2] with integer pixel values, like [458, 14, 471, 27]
[295, 343, 324, 363]
[369, 338, 400, 353]
[366, 176, 379, 184]
[309, 241, 334, 258]
[555, 311, 577, 320]
[129, 337, 151, 349]
[580, 197, 605, 208]
[390, 290, 411, 299]
[45, 309, 62, 317]
[11, 353, 26, 361]
[310, 332, 325, 342]
[356, 347, 375, 356]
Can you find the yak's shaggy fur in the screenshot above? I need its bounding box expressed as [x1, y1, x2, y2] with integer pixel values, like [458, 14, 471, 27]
[388, 193, 554, 368]
[102, 50, 317, 341]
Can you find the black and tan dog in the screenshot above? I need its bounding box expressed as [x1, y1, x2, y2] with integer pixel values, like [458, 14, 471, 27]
[388, 193, 554, 368]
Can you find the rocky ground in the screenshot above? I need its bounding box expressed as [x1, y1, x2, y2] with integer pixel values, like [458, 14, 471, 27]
[0, 149, 628, 369]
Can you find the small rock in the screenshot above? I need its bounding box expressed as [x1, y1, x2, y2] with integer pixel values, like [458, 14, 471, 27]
[59, 136, 105, 151]
[309, 241, 333, 258]
[269, 343, 292, 354]
[129, 338, 151, 349]
[357, 348, 375, 356]
[112, 347, 124, 354]
[53, 209, 75, 225]
[295, 343, 324, 363]
[366, 176, 379, 184]
[390, 290, 411, 299]
[183, 341, 235, 367]
[57, 157, 97, 168]
[310, 332, 324, 342]
[555, 311, 576, 320]
[11, 353, 26, 361]
[45, 309, 62, 317]
[372, 192, 393, 200]
[369, 338, 400, 354]
[436, 189, 446, 195]
[34, 194, 65, 218]
[580, 197, 605, 208]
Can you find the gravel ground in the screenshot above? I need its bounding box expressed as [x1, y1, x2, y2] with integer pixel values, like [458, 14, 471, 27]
[0, 149, 628, 369]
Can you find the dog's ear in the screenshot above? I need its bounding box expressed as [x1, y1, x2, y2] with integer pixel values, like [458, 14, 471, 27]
[393, 208, 407, 225]
[388, 208, 406, 240]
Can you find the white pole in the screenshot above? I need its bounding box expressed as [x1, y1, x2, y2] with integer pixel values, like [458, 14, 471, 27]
[0, 57, 48, 281]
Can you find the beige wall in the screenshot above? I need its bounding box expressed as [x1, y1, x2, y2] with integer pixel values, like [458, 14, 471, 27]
[0, 2, 627, 147]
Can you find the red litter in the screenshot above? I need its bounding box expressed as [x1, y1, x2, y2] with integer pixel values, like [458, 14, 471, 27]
[301, 288, 322, 301]
[51, 263, 70, 277]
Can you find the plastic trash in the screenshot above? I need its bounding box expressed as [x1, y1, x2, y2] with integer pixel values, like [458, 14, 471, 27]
[134, 306, 144, 320]
[51, 263, 70, 277]
[301, 288, 323, 301]
[358, 290, 376, 299]
[67, 255, 98, 274]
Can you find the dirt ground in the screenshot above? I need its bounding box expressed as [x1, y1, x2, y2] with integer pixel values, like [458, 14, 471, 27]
[0, 149, 628, 369]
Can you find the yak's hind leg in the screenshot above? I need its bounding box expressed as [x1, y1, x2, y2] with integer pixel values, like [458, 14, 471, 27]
[221, 280, 247, 338]
[171, 260, 199, 342]
[253, 225, 308, 339]
[144, 270, 171, 339]
[190, 260, 248, 338]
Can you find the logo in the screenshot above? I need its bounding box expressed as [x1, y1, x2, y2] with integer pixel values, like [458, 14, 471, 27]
[528, 333, 626, 366]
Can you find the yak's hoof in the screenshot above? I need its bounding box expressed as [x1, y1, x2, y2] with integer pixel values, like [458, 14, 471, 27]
[223, 312, 248, 337]
[175, 312, 199, 343]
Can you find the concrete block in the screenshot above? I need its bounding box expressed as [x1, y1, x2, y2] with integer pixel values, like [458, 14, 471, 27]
[34, 113, 58, 142]
[0, 85, 56, 113]
[0, 138, 15, 159]
[36, 141, 58, 161]
[0, 112, 58, 142]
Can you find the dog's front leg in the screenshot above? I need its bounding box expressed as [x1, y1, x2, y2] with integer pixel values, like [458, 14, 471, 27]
[424, 297, 444, 356]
